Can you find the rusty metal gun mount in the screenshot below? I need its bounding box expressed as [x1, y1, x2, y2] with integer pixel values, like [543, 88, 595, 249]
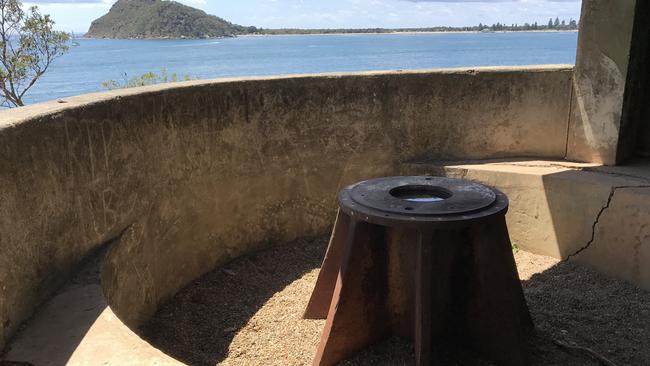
[305, 176, 532, 366]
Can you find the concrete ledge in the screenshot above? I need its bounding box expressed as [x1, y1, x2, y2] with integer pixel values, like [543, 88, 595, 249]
[3, 251, 182, 366]
[0, 65, 573, 128]
[404, 159, 650, 290]
[5, 286, 181, 366]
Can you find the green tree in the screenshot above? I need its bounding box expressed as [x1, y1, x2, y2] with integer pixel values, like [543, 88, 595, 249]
[0, 0, 70, 107]
[554, 17, 560, 28]
[548, 18, 554, 28]
[102, 69, 193, 90]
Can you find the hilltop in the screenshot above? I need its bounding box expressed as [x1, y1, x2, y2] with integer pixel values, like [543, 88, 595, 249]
[86, 0, 257, 39]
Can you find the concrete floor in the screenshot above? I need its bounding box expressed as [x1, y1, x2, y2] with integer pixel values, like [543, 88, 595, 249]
[2, 252, 180, 366]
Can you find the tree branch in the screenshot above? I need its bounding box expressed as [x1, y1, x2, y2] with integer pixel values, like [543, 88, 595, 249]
[0, 0, 68, 107]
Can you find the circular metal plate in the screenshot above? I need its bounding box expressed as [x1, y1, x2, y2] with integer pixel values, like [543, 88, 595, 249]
[338, 176, 507, 227]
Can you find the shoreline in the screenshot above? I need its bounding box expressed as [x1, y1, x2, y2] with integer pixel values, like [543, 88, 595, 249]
[81, 29, 578, 41]
[241, 29, 578, 38]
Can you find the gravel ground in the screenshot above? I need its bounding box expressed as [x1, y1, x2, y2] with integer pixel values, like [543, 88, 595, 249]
[141, 236, 650, 366]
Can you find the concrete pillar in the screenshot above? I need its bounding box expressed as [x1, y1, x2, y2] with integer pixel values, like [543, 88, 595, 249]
[566, 0, 637, 165]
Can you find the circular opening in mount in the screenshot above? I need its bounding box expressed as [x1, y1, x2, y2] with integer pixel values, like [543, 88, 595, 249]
[390, 185, 453, 203]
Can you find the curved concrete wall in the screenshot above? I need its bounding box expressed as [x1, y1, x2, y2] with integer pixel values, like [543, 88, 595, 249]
[0, 66, 573, 347]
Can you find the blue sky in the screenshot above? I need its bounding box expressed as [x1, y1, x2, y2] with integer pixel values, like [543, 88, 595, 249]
[24, 0, 582, 33]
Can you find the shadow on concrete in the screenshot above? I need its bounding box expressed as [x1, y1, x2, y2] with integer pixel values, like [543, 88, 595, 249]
[521, 162, 650, 366]
[540, 163, 650, 257]
[0, 247, 110, 366]
[540, 161, 650, 284]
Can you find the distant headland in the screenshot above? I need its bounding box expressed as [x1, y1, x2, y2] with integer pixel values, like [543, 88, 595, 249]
[85, 0, 578, 40]
[85, 0, 256, 39]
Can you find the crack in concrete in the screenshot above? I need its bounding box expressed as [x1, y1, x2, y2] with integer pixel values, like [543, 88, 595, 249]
[566, 185, 650, 261]
[566, 187, 618, 261]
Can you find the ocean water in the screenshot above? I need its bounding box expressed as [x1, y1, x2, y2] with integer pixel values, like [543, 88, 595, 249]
[26, 32, 578, 105]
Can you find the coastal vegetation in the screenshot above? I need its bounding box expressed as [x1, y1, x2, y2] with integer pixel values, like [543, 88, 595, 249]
[101, 69, 193, 90]
[257, 18, 579, 35]
[0, 0, 69, 107]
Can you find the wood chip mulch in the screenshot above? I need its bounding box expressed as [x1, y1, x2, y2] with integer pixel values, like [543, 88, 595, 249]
[141, 236, 650, 366]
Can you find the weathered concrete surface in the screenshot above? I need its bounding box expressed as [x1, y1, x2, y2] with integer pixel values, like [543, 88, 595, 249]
[576, 186, 650, 289]
[3, 248, 180, 365]
[0, 66, 574, 350]
[404, 159, 650, 290]
[4, 285, 181, 366]
[567, 0, 637, 164]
